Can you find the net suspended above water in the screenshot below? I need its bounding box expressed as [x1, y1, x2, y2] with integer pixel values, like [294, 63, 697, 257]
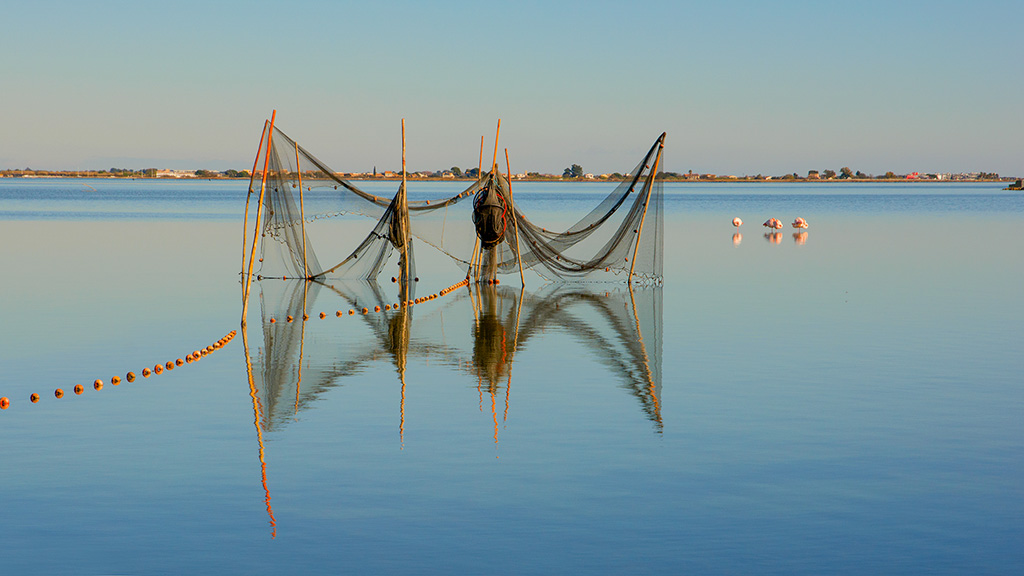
[241, 117, 665, 303]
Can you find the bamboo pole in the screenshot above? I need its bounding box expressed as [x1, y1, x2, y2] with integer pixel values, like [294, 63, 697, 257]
[491, 119, 501, 172]
[478, 135, 484, 175]
[242, 120, 269, 294]
[242, 110, 276, 325]
[629, 137, 663, 283]
[295, 142, 309, 279]
[467, 237, 479, 281]
[505, 148, 525, 286]
[401, 119, 410, 297]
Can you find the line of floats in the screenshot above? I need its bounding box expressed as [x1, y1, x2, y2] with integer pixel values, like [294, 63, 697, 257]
[0, 276, 477, 412]
[0, 330, 238, 412]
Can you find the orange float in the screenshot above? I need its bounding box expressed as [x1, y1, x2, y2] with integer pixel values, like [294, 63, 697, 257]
[142, 368, 151, 377]
[30, 393, 40, 403]
[55, 388, 65, 398]
[0, 397, 8, 409]
[126, 372, 136, 382]
[94, 380, 103, 391]
[74, 385, 84, 395]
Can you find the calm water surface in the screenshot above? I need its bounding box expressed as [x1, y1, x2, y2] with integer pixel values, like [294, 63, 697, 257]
[1, 179, 1022, 574]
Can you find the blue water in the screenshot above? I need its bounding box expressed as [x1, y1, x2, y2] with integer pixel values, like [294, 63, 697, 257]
[0, 178, 1021, 575]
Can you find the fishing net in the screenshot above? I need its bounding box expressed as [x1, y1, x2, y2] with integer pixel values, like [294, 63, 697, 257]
[241, 120, 664, 297]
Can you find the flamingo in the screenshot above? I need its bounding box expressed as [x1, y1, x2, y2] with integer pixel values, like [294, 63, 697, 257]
[791, 217, 808, 230]
[772, 218, 783, 231]
[733, 217, 743, 228]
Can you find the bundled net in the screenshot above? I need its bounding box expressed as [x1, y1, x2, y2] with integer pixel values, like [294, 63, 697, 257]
[241, 120, 664, 297]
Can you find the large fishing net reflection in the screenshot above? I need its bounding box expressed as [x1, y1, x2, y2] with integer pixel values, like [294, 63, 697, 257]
[240, 279, 662, 535]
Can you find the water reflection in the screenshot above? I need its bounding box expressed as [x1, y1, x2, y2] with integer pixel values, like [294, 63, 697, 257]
[764, 231, 783, 244]
[793, 231, 808, 245]
[240, 278, 663, 534]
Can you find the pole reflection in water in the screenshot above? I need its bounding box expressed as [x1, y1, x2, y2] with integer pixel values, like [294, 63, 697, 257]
[241, 278, 663, 533]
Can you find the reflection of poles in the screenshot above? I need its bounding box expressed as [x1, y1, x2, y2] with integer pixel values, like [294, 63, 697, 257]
[505, 148, 526, 286]
[242, 120, 269, 296]
[627, 283, 661, 427]
[629, 137, 663, 284]
[505, 286, 524, 423]
[242, 110, 277, 325]
[242, 323, 278, 538]
[295, 280, 308, 415]
[296, 142, 309, 279]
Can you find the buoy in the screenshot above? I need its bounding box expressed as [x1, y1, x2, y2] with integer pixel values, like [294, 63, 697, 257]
[384, 304, 391, 311]
[287, 315, 294, 322]
[336, 311, 343, 317]
[415, 277, 419, 282]
[320, 312, 326, 319]
[362, 307, 369, 314]
[94, 380, 103, 391]
[194, 350, 202, 358]
[112, 376, 121, 385]
[303, 314, 309, 321]
[206, 346, 214, 352]
[0, 397, 9, 409]
[374, 305, 381, 312]
[143, 368, 151, 377]
[165, 361, 174, 370]
[74, 384, 84, 395]
[154, 365, 163, 374]
[55, 389, 65, 398]
[394, 303, 399, 309]
[126, 372, 136, 382]
[270, 318, 276, 323]
[391, 277, 397, 283]
[349, 309, 355, 315]
[175, 359, 184, 366]
[186, 355, 193, 363]
[30, 393, 39, 403]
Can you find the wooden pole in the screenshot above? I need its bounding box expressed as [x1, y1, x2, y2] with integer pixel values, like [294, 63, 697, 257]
[242, 120, 269, 291]
[478, 135, 484, 175]
[491, 119, 501, 172]
[242, 109, 276, 325]
[468, 237, 480, 282]
[401, 118, 410, 295]
[295, 142, 309, 279]
[629, 136, 663, 284]
[505, 148, 525, 286]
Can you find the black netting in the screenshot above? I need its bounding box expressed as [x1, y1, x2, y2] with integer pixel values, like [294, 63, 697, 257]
[242, 120, 664, 298]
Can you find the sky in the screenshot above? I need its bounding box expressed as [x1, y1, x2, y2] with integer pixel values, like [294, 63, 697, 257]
[2, 0, 1022, 176]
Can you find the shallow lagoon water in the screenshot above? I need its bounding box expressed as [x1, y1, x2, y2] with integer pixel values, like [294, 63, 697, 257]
[1, 178, 1022, 574]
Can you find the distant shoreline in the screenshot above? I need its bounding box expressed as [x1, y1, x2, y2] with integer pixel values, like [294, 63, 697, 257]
[0, 174, 1014, 184]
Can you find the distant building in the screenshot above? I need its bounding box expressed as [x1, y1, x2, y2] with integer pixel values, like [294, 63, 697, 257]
[156, 169, 195, 178]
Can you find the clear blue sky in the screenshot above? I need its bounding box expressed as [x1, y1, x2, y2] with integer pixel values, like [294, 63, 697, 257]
[2, 0, 1021, 176]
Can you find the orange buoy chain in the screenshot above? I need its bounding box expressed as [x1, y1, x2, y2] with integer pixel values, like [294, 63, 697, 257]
[0, 330, 237, 412]
[265, 278, 474, 327]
